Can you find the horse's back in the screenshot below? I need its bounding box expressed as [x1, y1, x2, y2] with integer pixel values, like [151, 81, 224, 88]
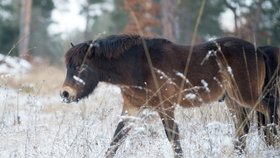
[191, 37, 266, 108]
[216, 38, 266, 108]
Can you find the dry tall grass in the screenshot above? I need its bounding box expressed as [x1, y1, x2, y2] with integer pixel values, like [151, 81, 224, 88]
[2, 65, 65, 95]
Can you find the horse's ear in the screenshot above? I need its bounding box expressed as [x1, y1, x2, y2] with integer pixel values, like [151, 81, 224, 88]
[87, 42, 100, 59]
[70, 42, 74, 47]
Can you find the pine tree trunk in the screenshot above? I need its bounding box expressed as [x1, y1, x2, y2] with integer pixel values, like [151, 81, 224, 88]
[253, 0, 264, 45]
[19, 0, 32, 59]
[161, 0, 176, 41]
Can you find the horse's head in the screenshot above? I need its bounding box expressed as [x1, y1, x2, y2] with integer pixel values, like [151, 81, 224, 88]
[60, 34, 149, 103]
[60, 41, 99, 103]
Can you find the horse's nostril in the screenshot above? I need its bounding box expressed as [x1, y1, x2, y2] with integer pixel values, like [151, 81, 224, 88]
[62, 91, 69, 98]
[60, 86, 77, 103]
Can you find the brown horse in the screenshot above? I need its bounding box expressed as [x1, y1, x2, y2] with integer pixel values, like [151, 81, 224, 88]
[226, 45, 280, 152]
[60, 34, 276, 157]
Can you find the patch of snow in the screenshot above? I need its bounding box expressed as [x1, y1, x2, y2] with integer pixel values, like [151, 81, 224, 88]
[73, 75, 85, 85]
[185, 93, 196, 100]
[213, 77, 223, 88]
[0, 83, 279, 158]
[201, 80, 210, 92]
[0, 54, 32, 76]
[154, 68, 169, 80]
[201, 50, 217, 65]
[213, 41, 222, 52]
[154, 68, 176, 86]
[130, 85, 146, 90]
[175, 71, 190, 84]
[227, 66, 233, 77]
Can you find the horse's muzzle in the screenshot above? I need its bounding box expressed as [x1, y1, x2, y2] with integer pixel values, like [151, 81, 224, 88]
[60, 86, 77, 103]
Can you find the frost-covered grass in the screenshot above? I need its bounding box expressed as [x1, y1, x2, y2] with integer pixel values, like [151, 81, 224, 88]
[0, 67, 280, 158]
[0, 54, 31, 76]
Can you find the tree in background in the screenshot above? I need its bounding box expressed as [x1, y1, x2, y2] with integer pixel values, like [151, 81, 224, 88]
[90, 0, 128, 36]
[85, 0, 160, 37]
[242, 0, 280, 45]
[160, 0, 177, 41]
[29, 0, 62, 63]
[266, 0, 280, 45]
[224, 0, 242, 37]
[123, 0, 160, 35]
[81, 0, 103, 40]
[1, 0, 279, 63]
[0, 0, 63, 64]
[80, 0, 113, 40]
[86, 0, 228, 43]
[18, 0, 32, 60]
[160, 0, 280, 45]
[223, 0, 280, 45]
[0, 0, 20, 55]
[176, 0, 225, 44]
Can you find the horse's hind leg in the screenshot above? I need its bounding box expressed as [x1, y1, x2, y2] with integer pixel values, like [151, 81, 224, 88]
[105, 119, 132, 158]
[257, 98, 279, 147]
[256, 111, 274, 146]
[225, 96, 250, 153]
[157, 105, 183, 158]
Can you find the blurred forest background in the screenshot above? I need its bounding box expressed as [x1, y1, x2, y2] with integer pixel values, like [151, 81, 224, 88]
[0, 0, 279, 66]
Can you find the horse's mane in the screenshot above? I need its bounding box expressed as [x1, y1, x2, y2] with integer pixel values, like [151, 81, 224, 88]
[66, 34, 172, 66]
[94, 34, 146, 58]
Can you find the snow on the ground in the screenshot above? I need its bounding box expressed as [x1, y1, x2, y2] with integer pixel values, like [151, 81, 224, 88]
[0, 82, 280, 158]
[0, 54, 32, 77]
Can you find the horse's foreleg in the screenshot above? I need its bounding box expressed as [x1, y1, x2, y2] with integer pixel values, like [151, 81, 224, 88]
[105, 120, 131, 158]
[105, 88, 142, 158]
[158, 107, 183, 158]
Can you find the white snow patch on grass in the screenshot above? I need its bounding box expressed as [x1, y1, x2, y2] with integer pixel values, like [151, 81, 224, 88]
[0, 83, 279, 158]
[0, 54, 32, 76]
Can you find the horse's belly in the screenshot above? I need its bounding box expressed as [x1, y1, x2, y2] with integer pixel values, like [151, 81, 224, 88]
[176, 84, 224, 108]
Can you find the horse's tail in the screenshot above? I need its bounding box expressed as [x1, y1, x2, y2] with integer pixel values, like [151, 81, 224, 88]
[257, 46, 280, 127]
